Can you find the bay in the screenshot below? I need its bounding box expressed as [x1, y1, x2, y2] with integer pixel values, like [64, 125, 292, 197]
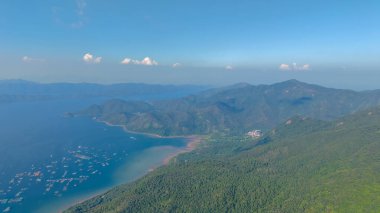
[0, 99, 187, 213]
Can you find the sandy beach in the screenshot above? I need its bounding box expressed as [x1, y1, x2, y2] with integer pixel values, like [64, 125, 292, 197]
[162, 136, 201, 165]
[100, 119, 202, 165]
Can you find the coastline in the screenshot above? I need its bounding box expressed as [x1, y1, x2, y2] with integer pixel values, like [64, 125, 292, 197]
[60, 119, 202, 212]
[99, 120, 203, 165]
[162, 136, 201, 165]
[100, 120, 200, 139]
[53, 187, 110, 213]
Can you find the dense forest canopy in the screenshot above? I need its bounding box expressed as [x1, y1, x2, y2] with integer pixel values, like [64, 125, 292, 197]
[67, 106, 380, 212]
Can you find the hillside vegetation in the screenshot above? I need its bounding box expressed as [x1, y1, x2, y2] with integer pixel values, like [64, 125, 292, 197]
[80, 80, 380, 136]
[67, 107, 380, 213]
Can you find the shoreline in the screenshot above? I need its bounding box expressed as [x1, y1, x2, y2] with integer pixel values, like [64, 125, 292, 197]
[61, 120, 202, 212]
[162, 136, 201, 165]
[55, 188, 110, 213]
[99, 120, 203, 165]
[100, 120, 200, 139]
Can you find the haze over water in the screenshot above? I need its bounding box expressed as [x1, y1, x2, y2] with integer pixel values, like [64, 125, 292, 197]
[0, 98, 187, 213]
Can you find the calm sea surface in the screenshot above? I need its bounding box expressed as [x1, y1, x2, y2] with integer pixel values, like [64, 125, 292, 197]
[0, 99, 187, 213]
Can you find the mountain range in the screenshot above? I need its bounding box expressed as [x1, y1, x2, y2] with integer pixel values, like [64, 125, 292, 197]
[79, 79, 380, 136]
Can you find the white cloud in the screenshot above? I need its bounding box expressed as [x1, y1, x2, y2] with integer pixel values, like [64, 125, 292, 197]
[93, 57, 102, 64]
[22, 56, 33, 63]
[279, 63, 310, 71]
[141, 57, 158, 66]
[225, 65, 234, 70]
[121, 58, 133, 64]
[83, 53, 93, 62]
[21, 56, 45, 63]
[279, 64, 291, 70]
[172, 63, 181, 68]
[121, 57, 158, 66]
[300, 64, 310, 70]
[83, 53, 102, 64]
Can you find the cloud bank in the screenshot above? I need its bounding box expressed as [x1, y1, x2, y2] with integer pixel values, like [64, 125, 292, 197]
[121, 57, 158, 66]
[279, 63, 310, 71]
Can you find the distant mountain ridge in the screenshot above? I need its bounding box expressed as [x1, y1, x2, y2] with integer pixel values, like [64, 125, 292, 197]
[0, 80, 207, 103]
[79, 80, 380, 136]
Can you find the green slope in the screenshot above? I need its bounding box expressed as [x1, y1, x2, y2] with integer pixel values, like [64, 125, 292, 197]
[79, 80, 380, 136]
[66, 107, 380, 213]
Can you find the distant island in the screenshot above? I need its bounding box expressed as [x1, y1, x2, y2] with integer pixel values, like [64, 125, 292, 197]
[0, 80, 207, 104]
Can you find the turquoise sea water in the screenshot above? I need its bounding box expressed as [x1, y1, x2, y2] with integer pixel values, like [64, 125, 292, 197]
[0, 99, 187, 213]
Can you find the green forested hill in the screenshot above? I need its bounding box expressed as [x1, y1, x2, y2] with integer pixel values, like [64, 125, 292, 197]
[66, 107, 380, 213]
[79, 80, 380, 136]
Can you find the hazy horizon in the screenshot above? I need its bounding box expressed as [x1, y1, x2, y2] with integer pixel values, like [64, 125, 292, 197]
[0, 77, 378, 92]
[1, 1, 379, 90]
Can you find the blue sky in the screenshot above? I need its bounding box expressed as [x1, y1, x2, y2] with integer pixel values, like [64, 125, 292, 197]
[0, 0, 379, 89]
